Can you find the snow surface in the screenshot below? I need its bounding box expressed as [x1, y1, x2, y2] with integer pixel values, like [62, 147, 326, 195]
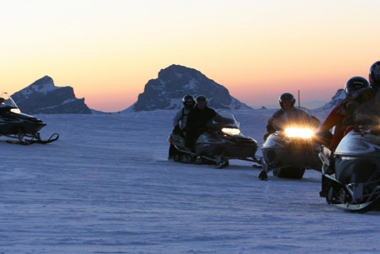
[1, 109, 380, 254]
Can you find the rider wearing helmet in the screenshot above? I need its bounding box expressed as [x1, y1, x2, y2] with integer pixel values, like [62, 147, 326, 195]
[168, 94, 196, 159]
[264, 93, 311, 140]
[344, 76, 370, 97]
[348, 62, 380, 106]
[318, 76, 370, 152]
[319, 69, 378, 195]
[183, 95, 196, 109]
[172, 94, 196, 131]
[353, 61, 380, 125]
[339, 64, 379, 127]
[279, 92, 296, 109]
[185, 95, 216, 151]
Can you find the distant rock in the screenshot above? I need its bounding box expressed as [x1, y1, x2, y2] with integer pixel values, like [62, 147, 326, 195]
[125, 64, 251, 112]
[317, 89, 346, 110]
[11, 76, 92, 114]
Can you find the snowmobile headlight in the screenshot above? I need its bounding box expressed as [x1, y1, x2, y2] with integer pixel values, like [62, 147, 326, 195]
[284, 128, 314, 139]
[11, 108, 21, 114]
[222, 128, 241, 135]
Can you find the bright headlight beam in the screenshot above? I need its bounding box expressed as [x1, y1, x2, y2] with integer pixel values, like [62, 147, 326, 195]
[222, 128, 241, 135]
[284, 128, 314, 139]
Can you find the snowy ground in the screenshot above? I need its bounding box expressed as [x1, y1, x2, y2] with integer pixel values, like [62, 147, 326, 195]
[1, 109, 380, 254]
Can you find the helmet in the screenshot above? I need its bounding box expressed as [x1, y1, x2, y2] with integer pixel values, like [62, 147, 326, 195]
[182, 94, 195, 109]
[369, 61, 380, 91]
[278, 93, 295, 109]
[196, 95, 207, 103]
[182, 94, 195, 104]
[344, 76, 369, 96]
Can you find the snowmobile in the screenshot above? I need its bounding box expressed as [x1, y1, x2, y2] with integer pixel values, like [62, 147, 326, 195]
[319, 125, 380, 213]
[259, 108, 321, 180]
[318, 90, 380, 213]
[168, 110, 261, 168]
[0, 92, 59, 144]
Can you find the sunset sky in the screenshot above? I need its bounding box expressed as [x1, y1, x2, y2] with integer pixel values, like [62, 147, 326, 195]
[1, 0, 379, 112]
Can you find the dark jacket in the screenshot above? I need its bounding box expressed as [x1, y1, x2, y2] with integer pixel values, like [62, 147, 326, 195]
[185, 106, 216, 148]
[264, 107, 312, 140]
[266, 107, 311, 132]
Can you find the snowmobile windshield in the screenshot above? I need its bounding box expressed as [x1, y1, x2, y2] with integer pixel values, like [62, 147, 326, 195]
[207, 110, 240, 130]
[272, 107, 319, 131]
[0, 92, 21, 114]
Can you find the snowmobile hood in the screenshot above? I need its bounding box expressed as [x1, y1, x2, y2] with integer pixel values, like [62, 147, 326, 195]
[334, 130, 380, 157]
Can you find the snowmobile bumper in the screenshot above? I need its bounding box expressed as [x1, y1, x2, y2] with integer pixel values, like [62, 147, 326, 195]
[262, 143, 321, 170]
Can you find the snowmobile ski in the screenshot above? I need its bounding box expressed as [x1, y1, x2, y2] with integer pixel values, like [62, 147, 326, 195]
[334, 194, 380, 213]
[6, 133, 59, 145]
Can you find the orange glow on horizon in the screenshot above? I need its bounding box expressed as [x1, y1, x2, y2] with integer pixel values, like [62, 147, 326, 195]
[1, 1, 379, 112]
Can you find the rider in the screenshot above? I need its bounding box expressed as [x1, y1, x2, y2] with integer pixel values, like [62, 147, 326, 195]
[264, 93, 312, 140]
[353, 61, 380, 125]
[318, 76, 369, 152]
[168, 94, 196, 159]
[359, 61, 380, 193]
[319, 69, 378, 197]
[185, 95, 216, 151]
[172, 95, 196, 135]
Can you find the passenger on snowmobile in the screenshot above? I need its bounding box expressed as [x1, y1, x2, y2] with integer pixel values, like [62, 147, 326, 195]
[318, 76, 370, 152]
[317, 77, 370, 190]
[338, 62, 380, 126]
[319, 78, 380, 212]
[319, 61, 380, 201]
[264, 93, 312, 140]
[172, 95, 196, 134]
[353, 61, 380, 126]
[185, 95, 216, 151]
[168, 95, 196, 159]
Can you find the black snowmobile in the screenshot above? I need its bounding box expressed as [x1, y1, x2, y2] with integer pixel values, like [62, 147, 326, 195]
[319, 96, 380, 213]
[168, 110, 261, 168]
[0, 92, 59, 144]
[259, 108, 321, 180]
[319, 128, 380, 213]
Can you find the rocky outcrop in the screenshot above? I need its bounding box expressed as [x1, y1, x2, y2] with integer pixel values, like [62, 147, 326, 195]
[126, 64, 251, 112]
[11, 76, 92, 114]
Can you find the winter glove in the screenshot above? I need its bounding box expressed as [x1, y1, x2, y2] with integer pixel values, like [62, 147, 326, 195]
[172, 125, 182, 135]
[338, 99, 359, 116]
[343, 115, 355, 126]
